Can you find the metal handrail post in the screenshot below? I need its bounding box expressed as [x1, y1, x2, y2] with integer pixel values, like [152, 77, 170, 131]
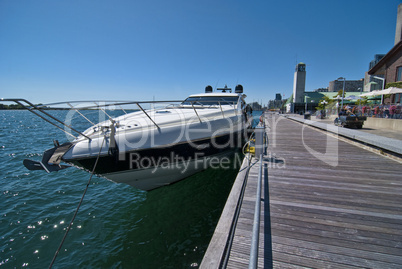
[67, 103, 95, 126]
[15, 101, 78, 140]
[136, 103, 160, 129]
[218, 101, 225, 118]
[94, 102, 115, 122]
[5, 99, 91, 140]
[254, 126, 264, 160]
[191, 102, 202, 123]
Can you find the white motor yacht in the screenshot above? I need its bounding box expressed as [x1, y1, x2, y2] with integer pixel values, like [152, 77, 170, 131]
[4, 85, 253, 191]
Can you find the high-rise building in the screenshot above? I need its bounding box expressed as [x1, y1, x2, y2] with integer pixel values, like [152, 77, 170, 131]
[369, 54, 385, 70]
[275, 93, 282, 101]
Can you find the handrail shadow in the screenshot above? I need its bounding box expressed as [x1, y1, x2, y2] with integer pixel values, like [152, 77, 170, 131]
[264, 160, 273, 268]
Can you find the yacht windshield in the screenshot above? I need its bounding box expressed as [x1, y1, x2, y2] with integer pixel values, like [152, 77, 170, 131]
[181, 96, 239, 106]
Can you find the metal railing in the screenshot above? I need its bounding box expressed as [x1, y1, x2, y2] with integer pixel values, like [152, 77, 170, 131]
[0, 98, 240, 141]
[249, 116, 267, 269]
[0, 98, 93, 140]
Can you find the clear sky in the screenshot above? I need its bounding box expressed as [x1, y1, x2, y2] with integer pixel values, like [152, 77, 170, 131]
[1, 0, 401, 105]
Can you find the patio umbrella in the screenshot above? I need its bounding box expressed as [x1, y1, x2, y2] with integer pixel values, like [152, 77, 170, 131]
[360, 91, 381, 97]
[346, 95, 363, 100]
[370, 87, 402, 104]
[388, 87, 402, 94]
[376, 87, 402, 94]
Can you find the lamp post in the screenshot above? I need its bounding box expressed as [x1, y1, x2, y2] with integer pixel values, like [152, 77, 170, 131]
[321, 100, 328, 118]
[372, 75, 385, 104]
[338, 77, 346, 110]
[305, 96, 310, 113]
[372, 76, 385, 90]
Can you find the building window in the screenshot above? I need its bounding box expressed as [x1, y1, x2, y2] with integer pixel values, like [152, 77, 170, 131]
[397, 66, 402, 81]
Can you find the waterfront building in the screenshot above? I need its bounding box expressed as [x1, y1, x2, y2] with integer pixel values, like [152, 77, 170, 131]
[313, 88, 329, 92]
[367, 41, 402, 104]
[367, 3, 402, 103]
[368, 41, 402, 87]
[328, 78, 364, 92]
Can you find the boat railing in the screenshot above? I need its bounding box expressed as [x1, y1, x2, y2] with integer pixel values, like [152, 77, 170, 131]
[0, 98, 240, 141]
[0, 98, 183, 140]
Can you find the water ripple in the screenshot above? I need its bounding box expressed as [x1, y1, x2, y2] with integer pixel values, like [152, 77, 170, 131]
[0, 110, 240, 268]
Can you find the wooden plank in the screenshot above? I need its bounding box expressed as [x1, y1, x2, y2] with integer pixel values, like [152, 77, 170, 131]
[263, 115, 402, 268]
[199, 155, 252, 269]
[202, 113, 402, 268]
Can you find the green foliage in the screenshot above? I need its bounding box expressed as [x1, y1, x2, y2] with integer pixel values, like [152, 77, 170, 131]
[323, 95, 333, 104]
[355, 97, 368, 106]
[337, 89, 345, 97]
[316, 96, 333, 110]
[281, 99, 288, 109]
[385, 82, 402, 89]
[0, 103, 27, 109]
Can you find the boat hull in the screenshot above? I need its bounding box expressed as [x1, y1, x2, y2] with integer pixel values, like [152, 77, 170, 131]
[103, 151, 237, 191]
[65, 131, 246, 190]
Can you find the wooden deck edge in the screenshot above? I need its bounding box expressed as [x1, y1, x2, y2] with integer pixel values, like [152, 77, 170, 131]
[199, 155, 252, 269]
[285, 115, 402, 155]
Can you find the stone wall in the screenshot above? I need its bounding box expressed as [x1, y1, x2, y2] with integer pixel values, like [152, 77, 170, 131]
[328, 115, 402, 131]
[364, 117, 402, 131]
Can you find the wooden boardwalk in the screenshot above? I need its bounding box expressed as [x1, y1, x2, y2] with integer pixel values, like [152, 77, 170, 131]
[201, 113, 402, 268]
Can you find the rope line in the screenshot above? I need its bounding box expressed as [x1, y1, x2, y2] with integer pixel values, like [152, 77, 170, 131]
[49, 136, 106, 269]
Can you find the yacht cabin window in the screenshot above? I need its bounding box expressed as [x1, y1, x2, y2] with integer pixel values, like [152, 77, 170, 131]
[181, 96, 239, 106]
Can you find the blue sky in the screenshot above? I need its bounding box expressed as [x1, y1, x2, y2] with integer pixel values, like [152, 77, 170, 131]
[0, 0, 401, 105]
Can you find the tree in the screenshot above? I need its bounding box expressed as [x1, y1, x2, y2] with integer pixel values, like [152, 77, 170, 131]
[337, 89, 345, 98]
[356, 97, 368, 106]
[316, 96, 333, 110]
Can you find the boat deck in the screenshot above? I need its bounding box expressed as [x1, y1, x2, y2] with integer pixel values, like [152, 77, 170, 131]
[201, 113, 402, 268]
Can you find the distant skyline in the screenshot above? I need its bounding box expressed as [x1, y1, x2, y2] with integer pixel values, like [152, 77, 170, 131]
[1, 0, 401, 105]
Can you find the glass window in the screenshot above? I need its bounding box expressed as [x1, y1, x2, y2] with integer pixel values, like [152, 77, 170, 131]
[181, 96, 239, 106]
[397, 66, 402, 81]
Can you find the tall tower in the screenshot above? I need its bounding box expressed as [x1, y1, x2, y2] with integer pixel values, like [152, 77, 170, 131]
[395, 4, 402, 45]
[293, 62, 306, 103]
